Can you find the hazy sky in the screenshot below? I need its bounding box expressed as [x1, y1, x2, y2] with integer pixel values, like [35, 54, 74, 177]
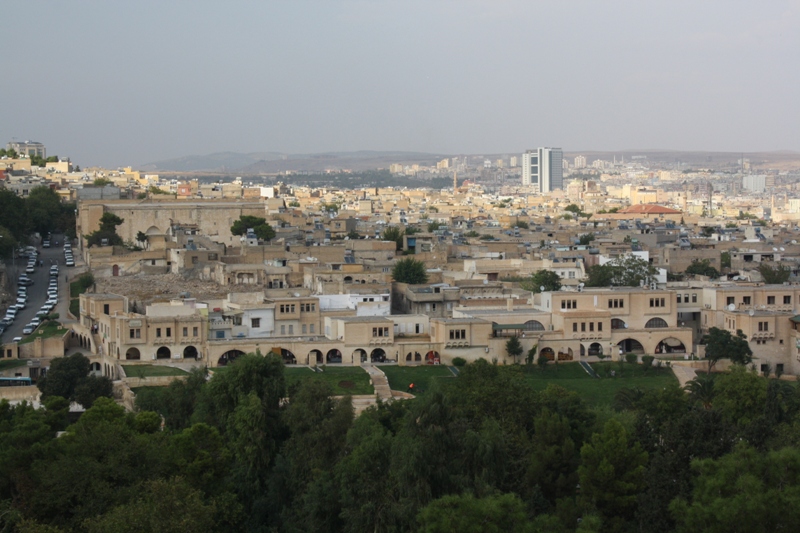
[2, 0, 798, 167]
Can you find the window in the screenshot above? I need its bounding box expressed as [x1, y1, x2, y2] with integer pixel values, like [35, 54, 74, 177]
[726, 297, 735, 306]
[598, 322, 603, 332]
[129, 328, 140, 339]
[415, 323, 420, 334]
[768, 296, 776, 305]
[156, 328, 161, 338]
[758, 321, 769, 332]
[573, 323, 578, 332]
[561, 299, 577, 309]
[581, 322, 586, 332]
[677, 294, 682, 303]
[692, 294, 697, 303]
[608, 299, 624, 308]
[589, 322, 594, 332]
[216, 331, 225, 339]
[373, 327, 390, 337]
[280, 325, 285, 334]
[785, 295, 792, 305]
[310, 324, 315, 334]
[432, 303, 437, 311]
[650, 298, 666, 308]
[193, 327, 198, 337]
[182, 327, 188, 337]
[103, 304, 110, 315]
[288, 325, 293, 334]
[449, 329, 467, 339]
[302, 324, 307, 334]
[166, 328, 171, 337]
[251, 318, 261, 328]
[645, 317, 668, 328]
[191, 256, 198, 264]
[743, 296, 751, 305]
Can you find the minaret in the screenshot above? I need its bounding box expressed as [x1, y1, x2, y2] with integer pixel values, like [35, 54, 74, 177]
[453, 171, 457, 192]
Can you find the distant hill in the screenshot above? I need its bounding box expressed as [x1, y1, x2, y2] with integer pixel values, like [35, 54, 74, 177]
[139, 150, 446, 173]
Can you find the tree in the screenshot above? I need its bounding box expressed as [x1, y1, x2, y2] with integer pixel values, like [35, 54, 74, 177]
[702, 327, 753, 372]
[74, 374, 114, 409]
[721, 251, 731, 269]
[392, 257, 428, 284]
[381, 226, 404, 251]
[685, 259, 719, 278]
[757, 263, 791, 284]
[346, 229, 360, 240]
[417, 493, 532, 533]
[0, 225, 17, 259]
[579, 419, 648, 530]
[670, 444, 800, 533]
[585, 255, 657, 288]
[713, 365, 767, 426]
[26, 186, 63, 235]
[515, 220, 529, 229]
[85, 212, 124, 247]
[579, 233, 595, 245]
[0, 188, 29, 240]
[505, 336, 523, 363]
[229, 215, 275, 241]
[136, 230, 148, 244]
[427, 221, 442, 232]
[92, 178, 113, 187]
[521, 269, 562, 293]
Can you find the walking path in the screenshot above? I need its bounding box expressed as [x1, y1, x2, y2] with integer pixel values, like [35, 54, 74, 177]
[360, 363, 392, 401]
[669, 363, 698, 388]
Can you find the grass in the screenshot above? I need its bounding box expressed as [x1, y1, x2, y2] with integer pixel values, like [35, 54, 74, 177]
[0, 359, 28, 371]
[284, 366, 374, 396]
[122, 365, 188, 378]
[519, 362, 678, 406]
[381, 365, 455, 393]
[18, 321, 67, 345]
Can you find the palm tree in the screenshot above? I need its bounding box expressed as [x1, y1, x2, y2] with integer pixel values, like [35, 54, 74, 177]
[685, 373, 716, 410]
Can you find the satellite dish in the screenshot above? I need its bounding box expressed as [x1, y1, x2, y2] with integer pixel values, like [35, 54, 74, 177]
[483, 279, 488, 285]
[773, 247, 778, 252]
[579, 282, 585, 288]
[793, 240, 798, 245]
[540, 286, 546, 292]
[781, 247, 785, 251]
[748, 309, 755, 317]
[727, 303, 736, 311]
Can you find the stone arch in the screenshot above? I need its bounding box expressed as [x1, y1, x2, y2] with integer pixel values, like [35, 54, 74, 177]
[617, 339, 645, 355]
[218, 349, 245, 366]
[353, 349, 367, 363]
[280, 348, 296, 365]
[309, 349, 323, 365]
[145, 225, 162, 236]
[656, 337, 686, 355]
[326, 349, 342, 363]
[540, 347, 555, 360]
[611, 318, 627, 330]
[112, 264, 119, 277]
[370, 348, 386, 363]
[557, 347, 574, 361]
[344, 276, 353, 284]
[415, 352, 422, 362]
[425, 350, 440, 364]
[156, 346, 171, 360]
[183, 345, 199, 360]
[588, 342, 603, 356]
[523, 320, 545, 331]
[126, 347, 141, 360]
[645, 317, 669, 328]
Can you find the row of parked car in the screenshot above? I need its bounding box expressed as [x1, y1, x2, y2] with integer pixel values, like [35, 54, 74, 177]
[0, 250, 60, 342]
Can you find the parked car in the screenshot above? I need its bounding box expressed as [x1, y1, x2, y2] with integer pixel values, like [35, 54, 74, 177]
[22, 324, 35, 335]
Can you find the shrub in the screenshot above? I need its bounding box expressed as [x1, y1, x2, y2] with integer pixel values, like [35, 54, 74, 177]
[452, 357, 467, 367]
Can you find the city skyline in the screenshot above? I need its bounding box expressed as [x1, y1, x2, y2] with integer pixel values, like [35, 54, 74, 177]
[2, 1, 799, 168]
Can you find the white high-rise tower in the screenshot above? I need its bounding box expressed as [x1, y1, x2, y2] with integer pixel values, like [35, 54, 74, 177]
[522, 147, 563, 192]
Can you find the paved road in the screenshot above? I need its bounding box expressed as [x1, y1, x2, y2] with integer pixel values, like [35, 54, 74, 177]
[2, 234, 74, 341]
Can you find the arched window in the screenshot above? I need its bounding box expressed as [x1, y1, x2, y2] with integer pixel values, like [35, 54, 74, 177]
[523, 320, 545, 331]
[611, 319, 627, 330]
[645, 317, 668, 328]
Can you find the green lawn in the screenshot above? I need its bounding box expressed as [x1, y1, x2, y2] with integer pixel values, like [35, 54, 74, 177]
[18, 321, 67, 345]
[285, 366, 374, 396]
[69, 281, 83, 298]
[0, 359, 28, 371]
[122, 365, 188, 378]
[69, 299, 79, 317]
[381, 365, 455, 393]
[520, 362, 678, 406]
